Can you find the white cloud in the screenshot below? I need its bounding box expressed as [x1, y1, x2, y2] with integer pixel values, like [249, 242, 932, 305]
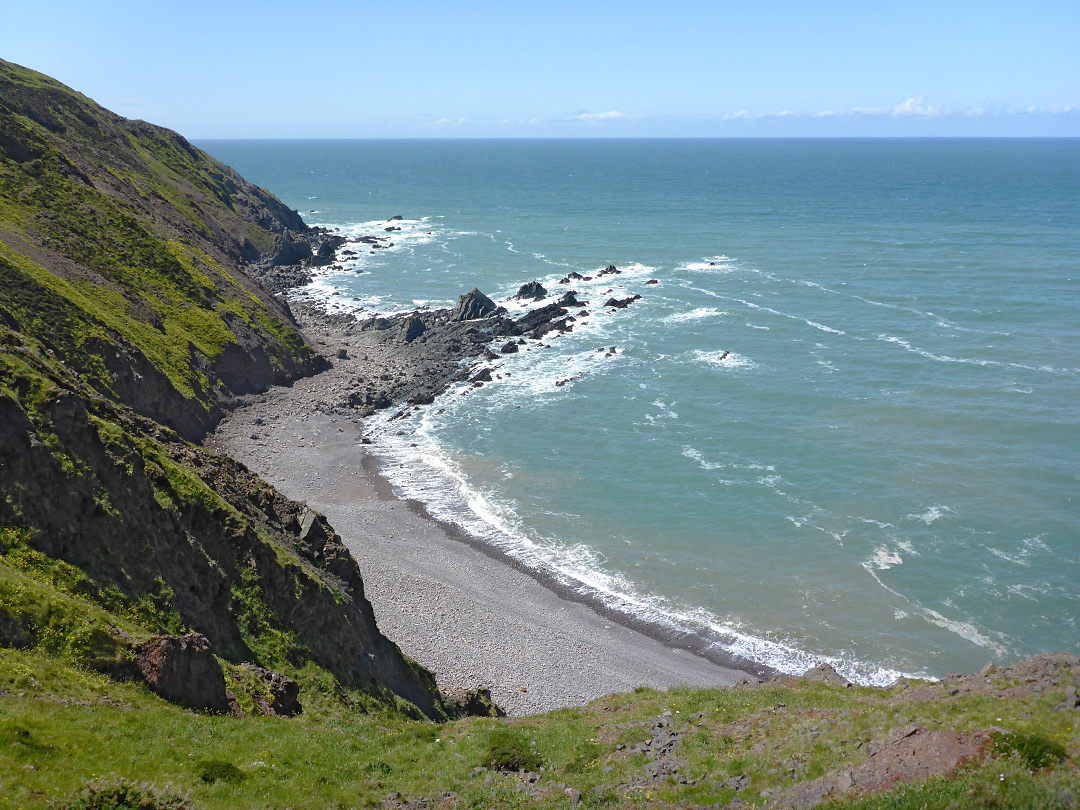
[572, 110, 625, 121]
[747, 97, 1080, 122]
[417, 117, 467, 130]
[890, 97, 949, 117]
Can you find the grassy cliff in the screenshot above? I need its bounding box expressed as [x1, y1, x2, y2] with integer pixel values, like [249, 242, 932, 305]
[0, 59, 454, 728]
[0, 57, 322, 438]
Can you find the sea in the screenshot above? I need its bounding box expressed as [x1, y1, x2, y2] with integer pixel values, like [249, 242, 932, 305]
[197, 138, 1080, 685]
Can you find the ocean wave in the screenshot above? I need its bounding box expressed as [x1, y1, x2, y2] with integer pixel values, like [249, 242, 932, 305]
[906, 504, 952, 525]
[367, 396, 914, 687]
[876, 334, 1078, 374]
[861, 563, 1010, 657]
[679, 256, 739, 273]
[662, 307, 727, 323]
[693, 349, 758, 370]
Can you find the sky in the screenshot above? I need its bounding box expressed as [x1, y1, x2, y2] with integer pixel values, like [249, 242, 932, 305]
[3, 0, 1078, 138]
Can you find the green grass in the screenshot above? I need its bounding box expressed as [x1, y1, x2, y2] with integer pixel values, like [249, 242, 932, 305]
[2, 649, 1077, 810]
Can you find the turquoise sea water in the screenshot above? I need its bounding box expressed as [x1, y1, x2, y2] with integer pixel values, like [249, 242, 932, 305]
[199, 139, 1080, 683]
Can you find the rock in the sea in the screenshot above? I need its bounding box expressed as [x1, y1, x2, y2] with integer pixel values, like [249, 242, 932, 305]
[515, 281, 548, 300]
[241, 663, 303, 717]
[604, 294, 642, 309]
[567, 271, 585, 280]
[451, 288, 498, 321]
[645, 278, 659, 285]
[500, 341, 519, 354]
[470, 367, 493, 383]
[136, 633, 232, 713]
[387, 214, 404, 221]
[597, 264, 621, 276]
[558, 291, 585, 308]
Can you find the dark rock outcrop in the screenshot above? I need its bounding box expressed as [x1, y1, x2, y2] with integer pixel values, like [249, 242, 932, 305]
[598, 264, 621, 276]
[400, 316, 426, 343]
[558, 291, 585, 308]
[604, 295, 642, 309]
[803, 663, 852, 687]
[515, 281, 548, 300]
[443, 686, 506, 718]
[270, 230, 314, 267]
[136, 633, 232, 714]
[309, 235, 346, 267]
[242, 663, 303, 717]
[450, 288, 497, 322]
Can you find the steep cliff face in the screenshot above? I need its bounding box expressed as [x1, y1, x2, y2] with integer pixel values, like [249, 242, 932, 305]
[0, 61, 455, 720]
[0, 58, 325, 439]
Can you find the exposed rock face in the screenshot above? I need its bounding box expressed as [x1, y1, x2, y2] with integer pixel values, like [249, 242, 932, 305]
[271, 230, 314, 266]
[0, 58, 326, 442]
[136, 633, 232, 714]
[309, 235, 346, 267]
[443, 686, 506, 718]
[775, 726, 994, 808]
[400, 316, 426, 343]
[803, 663, 852, 687]
[450, 288, 497, 321]
[242, 663, 303, 717]
[515, 281, 547, 300]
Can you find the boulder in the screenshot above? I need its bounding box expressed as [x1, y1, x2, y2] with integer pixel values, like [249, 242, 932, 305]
[597, 264, 621, 276]
[387, 214, 404, 221]
[136, 633, 232, 713]
[802, 662, 851, 687]
[270, 230, 313, 266]
[309, 235, 345, 267]
[400, 316, 426, 343]
[443, 686, 505, 717]
[515, 281, 547, 300]
[567, 271, 585, 280]
[451, 288, 497, 321]
[500, 341, 519, 354]
[241, 663, 303, 717]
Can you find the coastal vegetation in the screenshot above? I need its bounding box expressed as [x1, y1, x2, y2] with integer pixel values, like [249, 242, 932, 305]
[1, 59, 1077, 808]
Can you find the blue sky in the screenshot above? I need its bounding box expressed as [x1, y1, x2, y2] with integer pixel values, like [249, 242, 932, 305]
[3, 0, 1077, 137]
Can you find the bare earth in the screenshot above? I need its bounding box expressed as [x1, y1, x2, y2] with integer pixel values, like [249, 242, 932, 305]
[209, 307, 743, 715]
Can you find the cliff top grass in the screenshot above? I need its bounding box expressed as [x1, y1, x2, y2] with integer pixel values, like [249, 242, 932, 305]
[1, 648, 1078, 810]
